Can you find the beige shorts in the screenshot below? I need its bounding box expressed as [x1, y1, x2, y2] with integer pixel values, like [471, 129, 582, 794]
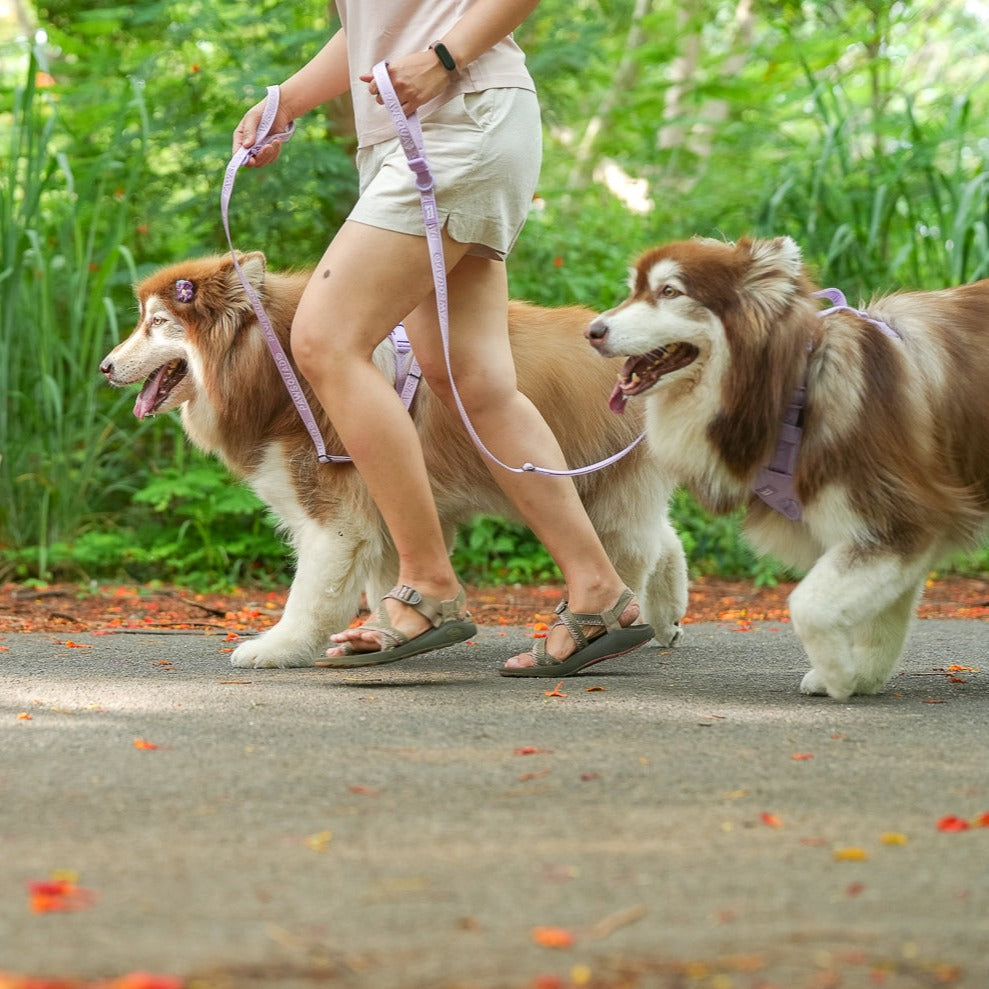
[348, 88, 542, 261]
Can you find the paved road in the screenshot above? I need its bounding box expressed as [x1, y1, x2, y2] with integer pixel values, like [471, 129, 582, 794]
[1, 617, 987, 988]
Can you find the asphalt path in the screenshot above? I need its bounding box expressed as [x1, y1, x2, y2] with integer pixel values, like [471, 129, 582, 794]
[1, 617, 987, 988]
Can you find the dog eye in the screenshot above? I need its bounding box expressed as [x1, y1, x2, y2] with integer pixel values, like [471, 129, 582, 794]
[150, 314, 167, 326]
[659, 285, 681, 299]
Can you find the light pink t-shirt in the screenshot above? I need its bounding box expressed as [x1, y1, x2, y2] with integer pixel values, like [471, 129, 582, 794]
[336, 0, 536, 147]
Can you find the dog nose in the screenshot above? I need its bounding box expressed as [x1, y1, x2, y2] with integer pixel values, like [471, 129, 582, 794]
[99, 358, 113, 377]
[586, 317, 609, 348]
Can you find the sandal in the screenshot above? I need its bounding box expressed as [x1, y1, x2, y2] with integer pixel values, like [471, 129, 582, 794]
[499, 587, 654, 678]
[317, 584, 476, 669]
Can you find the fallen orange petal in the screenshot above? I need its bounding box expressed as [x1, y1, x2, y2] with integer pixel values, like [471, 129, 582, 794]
[791, 753, 814, 761]
[532, 926, 576, 949]
[110, 973, 185, 989]
[833, 847, 869, 861]
[937, 815, 971, 832]
[544, 682, 566, 697]
[760, 812, 783, 828]
[27, 876, 97, 913]
[880, 832, 909, 845]
[133, 739, 159, 750]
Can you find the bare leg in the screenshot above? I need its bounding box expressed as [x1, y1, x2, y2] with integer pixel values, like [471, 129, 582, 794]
[293, 221, 643, 665]
[406, 255, 643, 667]
[291, 221, 472, 655]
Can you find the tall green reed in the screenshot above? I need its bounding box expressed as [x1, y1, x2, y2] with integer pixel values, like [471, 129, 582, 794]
[759, 69, 989, 296]
[1, 43, 150, 576]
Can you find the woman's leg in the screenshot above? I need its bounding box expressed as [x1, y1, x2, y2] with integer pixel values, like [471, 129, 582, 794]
[292, 219, 473, 655]
[406, 254, 642, 668]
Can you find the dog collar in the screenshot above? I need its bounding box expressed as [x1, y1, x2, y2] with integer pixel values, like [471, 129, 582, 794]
[752, 290, 901, 522]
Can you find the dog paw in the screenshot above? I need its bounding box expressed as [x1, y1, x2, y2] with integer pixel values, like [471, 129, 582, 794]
[230, 636, 320, 669]
[657, 623, 684, 648]
[799, 669, 852, 700]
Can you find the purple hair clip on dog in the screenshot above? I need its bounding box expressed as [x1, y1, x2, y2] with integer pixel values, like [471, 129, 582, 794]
[174, 279, 195, 303]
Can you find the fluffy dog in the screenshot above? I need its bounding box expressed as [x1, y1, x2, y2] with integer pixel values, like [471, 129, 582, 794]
[100, 253, 687, 668]
[587, 236, 989, 699]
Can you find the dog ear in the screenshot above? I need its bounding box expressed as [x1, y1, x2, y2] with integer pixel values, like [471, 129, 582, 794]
[232, 251, 267, 291]
[208, 251, 268, 311]
[742, 236, 803, 284]
[736, 237, 805, 320]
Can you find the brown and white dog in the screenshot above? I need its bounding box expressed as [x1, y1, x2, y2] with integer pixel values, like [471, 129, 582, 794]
[588, 236, 989, 699]
[100, 253, 687, 668]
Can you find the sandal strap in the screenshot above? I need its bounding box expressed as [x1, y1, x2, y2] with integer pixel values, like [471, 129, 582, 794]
[528, 587, 638, 668]
[383, 583, 469, 628]
[562, 586, 636, 635]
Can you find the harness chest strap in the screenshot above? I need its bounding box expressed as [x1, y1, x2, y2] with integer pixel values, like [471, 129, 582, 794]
[751, 291, 900, 521]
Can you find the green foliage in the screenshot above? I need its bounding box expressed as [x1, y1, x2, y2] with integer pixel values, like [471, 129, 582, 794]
[451, 516, 560, 586]
[2, 0, 988, 589]
[0, 44, 150, 574]
[6, 456, 293, 589]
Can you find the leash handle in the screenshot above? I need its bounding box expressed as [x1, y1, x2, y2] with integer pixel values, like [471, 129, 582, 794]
[371, 61, 645, 477]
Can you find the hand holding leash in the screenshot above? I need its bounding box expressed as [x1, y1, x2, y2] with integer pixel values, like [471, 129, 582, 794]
[231, 86, 296, 168]
[360, 50, 452, 113]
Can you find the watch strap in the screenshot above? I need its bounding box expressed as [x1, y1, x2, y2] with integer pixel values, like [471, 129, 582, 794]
[430, 42, 457, 72]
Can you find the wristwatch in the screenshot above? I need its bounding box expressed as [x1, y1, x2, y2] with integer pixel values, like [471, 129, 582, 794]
[430, 42, 457, 72]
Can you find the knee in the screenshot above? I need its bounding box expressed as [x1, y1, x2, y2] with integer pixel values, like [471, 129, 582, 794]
[421, 360, 507, 417]
[291, 314, 349, 386]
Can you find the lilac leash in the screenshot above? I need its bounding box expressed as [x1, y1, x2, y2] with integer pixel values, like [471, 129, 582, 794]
[372, 61, 645, 477]
[751, 290, 900, 521]
[221, 85, 421, 465]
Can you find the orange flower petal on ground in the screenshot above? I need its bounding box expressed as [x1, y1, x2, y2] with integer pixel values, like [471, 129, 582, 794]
[937, 815, 971, 832]
[833, 847, 869, 861]
[791, 753, 814, 760]
[532, 926, 576, 949]
[304, 830, 332, 852]
[760, 812, 784, 828]
[544, 682, 566, 697]
[133, 738, 159, 750]
[110, 974, 184, 989]
[880, 832, 909, 845]
[27, 874, 97, 913]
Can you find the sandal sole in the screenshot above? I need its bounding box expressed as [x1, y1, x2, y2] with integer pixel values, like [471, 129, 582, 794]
[317, 619, 477, 669]
[499, 623, 655, 678]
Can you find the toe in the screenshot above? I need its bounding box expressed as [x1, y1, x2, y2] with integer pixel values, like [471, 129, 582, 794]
[502, 651, 538, 670]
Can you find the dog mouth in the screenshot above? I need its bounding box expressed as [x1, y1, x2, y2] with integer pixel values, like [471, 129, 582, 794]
[133, 359, 189, 418]
[608, 342, 699, 413]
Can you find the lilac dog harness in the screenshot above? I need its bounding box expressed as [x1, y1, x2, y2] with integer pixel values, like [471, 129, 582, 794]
[751, 291, 900, 521]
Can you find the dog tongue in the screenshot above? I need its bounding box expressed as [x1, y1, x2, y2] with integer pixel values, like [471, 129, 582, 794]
[608, 382, 628, 414]
[133, 367, 168, 418]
